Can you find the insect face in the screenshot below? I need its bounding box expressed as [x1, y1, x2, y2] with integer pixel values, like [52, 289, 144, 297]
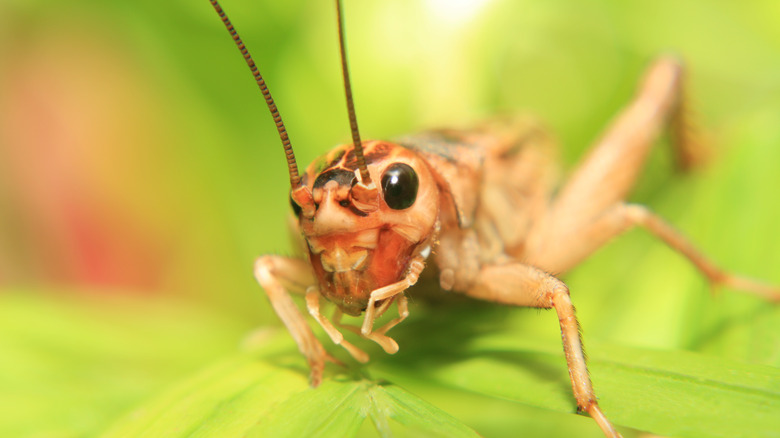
[295, 140, 439, 315]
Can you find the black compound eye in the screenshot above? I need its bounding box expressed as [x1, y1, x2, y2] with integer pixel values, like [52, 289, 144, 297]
[381, 163, 418, 210]
[290, 194, 302, 217]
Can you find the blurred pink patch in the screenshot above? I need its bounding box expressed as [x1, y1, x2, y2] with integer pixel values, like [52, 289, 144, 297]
[0, 23, 173, 293]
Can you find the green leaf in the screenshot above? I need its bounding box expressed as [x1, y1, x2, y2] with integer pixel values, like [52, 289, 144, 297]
[102, 354, 480, 438]
[0, 291, 250, 438]
[376, 334, 780, 438]
[2, 291, 778, 438]
[96, 320, 780, 438]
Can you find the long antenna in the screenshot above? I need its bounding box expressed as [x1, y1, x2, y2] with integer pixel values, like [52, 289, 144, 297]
[210, 0, 302, 188]
[335, 0, 372, 185]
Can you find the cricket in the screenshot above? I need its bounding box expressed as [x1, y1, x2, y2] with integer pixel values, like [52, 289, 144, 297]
[210, 0, 779, 436]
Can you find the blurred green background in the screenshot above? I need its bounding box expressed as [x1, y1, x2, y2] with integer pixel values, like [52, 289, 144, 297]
[1, 0, 779, 437]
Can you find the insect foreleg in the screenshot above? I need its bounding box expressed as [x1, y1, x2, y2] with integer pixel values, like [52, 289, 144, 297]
[375, 295, 409, 336]
[254, 255, 332, 387]
[462, 262, 622, 438]
[305, 287, 370, 363]
[359, 256, 425, 353]
[330, 296, 409, 352]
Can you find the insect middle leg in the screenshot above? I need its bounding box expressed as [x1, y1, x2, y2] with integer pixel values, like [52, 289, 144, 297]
[463, 262, 622, 438]
[254, 255, 334, 386]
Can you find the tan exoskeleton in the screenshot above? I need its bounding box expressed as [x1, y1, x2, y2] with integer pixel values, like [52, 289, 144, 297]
[210, 1, 780, 436]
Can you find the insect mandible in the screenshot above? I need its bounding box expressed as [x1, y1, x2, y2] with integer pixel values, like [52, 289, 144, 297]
[209, 1, 780, 436]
